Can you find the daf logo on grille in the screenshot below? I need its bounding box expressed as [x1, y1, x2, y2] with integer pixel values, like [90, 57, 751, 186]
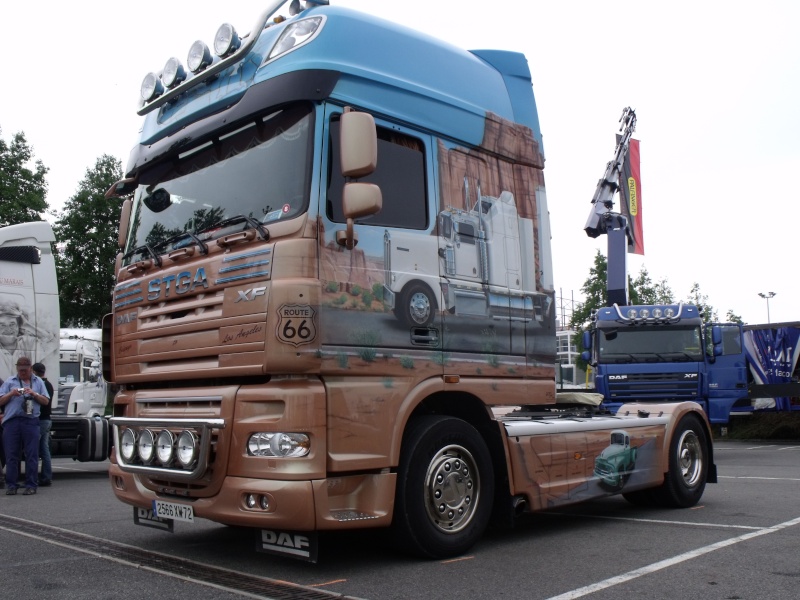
[609, 375, 628, 380]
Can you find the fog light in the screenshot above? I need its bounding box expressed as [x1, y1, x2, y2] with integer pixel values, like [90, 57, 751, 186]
[120, 428, 136, 462]
[176, 430, 198, 468]
[156, 430, 174, 465]
[246, 494, 257, 509]
[259, 495, 270, 510]
[137, 429, 155, 463]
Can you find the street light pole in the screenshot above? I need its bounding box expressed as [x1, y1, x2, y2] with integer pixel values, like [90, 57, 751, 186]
[758, 291, 776, 324]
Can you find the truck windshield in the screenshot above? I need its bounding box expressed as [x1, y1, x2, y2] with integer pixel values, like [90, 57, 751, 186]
[123, 103, 313, 263]
[597, 326, 703, 363]
[59, 362, 81, 383]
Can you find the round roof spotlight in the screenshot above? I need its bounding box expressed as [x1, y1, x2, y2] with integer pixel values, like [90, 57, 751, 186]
[639, 309, 650, 318]
[156, 430, 175, 465]
[140, 72, 164, 102]
[120, 428, 137, 462]
[652, 308, 663, 319]
[664, 308, 676, 318]
[627, 309, 637, 319]
[187, 40, 212, 73]
[214, 23, 241, 57]
[162, 57, 187, 88]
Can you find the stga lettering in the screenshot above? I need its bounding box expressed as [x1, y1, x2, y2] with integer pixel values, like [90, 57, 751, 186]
[148, 268, 208, 300]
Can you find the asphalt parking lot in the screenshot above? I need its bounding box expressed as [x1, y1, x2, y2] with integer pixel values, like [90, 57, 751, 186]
[0, 440, 798, 599]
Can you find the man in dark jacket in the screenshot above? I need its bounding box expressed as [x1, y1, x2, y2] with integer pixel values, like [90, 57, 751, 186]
[32, 363, 53, 486]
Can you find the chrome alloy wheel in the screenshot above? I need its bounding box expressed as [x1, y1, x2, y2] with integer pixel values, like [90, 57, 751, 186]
[409, 290, 431, 325]
[677, 429, 703, 487]
[423, 444, 480, 533]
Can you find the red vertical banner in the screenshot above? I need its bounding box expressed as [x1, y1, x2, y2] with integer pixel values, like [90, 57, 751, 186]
[620, 138, 644, 255]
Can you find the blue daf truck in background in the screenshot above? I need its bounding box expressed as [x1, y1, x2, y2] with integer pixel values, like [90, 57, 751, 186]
[582, 305, 800, 424]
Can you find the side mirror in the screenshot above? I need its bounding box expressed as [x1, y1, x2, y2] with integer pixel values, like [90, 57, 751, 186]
[336, 183, 382, 249]
[336, 109, 381, 249]
[582, 330, 592, 351]
[118, 198, 132, 250]
[581, 350, 591, 362]
[340, 110, 377, 177]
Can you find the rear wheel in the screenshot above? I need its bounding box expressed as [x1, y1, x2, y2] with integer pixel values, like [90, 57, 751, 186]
[651, 414, 709, 507]
[393, 416, 494, 558]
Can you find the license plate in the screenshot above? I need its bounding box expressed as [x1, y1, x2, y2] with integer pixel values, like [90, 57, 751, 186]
[152, 500, 194, 523]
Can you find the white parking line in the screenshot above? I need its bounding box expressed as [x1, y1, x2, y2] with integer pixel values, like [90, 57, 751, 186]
[719, 475, 800, 481]
[545, 516, 800, 600]
[551, 512, 763, 530]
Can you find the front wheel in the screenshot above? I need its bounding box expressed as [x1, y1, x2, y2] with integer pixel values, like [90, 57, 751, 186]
[399, 283, 435, 327]
[652, 414, 709, 508]
[393, 416, 494, 559]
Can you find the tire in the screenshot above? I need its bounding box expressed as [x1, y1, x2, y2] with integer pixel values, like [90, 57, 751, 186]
[393, 416, 494, 559]
[652, 414, 709, 508]
[399, 283, 435, 327]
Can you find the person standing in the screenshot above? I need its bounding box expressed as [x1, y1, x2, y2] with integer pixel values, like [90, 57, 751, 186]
[32, 362, 53, 486]
[0, 356, 50, 495]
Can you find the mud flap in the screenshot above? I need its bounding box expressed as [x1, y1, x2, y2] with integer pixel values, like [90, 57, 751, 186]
[256, 529, 318, 562]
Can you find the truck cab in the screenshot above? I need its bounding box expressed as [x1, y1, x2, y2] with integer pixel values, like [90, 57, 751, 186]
[584, 303, 749, 423]
[55, 328, 107, 417]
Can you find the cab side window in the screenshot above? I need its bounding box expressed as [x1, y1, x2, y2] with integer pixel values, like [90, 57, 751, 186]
[327, 117, 427, 229]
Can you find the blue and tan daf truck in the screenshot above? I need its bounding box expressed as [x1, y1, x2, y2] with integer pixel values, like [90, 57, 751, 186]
[103, 0, 716, 561]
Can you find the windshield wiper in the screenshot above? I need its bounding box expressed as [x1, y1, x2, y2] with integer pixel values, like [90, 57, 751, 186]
[154, 230, 208, 256]
[122, 244, 162, 267]
[198, 215, 270, 242]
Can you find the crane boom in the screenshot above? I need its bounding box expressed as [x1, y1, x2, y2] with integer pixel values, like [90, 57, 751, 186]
[584, 107, 637, 306]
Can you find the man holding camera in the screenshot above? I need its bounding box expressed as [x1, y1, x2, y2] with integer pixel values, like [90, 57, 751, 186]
[0, 356, 50, 495]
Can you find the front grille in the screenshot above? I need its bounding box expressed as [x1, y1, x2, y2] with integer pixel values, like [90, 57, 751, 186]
[607, 372, 699, 400]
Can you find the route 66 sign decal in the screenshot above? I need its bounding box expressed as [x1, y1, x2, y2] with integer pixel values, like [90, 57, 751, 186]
[277, 304, 317, 346]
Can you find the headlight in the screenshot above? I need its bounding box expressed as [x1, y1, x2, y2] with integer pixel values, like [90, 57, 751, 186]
[137, 429, 155, 463]
[156, 430, 175, 465]
[162, 57, 186, 88]
[176, 430, 198, 468]
[247, 432, 310, 458]
[120, 428, 137, 462]
[267, 16, 324, 62]
[140, 72, 164, 102]
[187, 40, 212, 73]
[214, 23, 241, 57]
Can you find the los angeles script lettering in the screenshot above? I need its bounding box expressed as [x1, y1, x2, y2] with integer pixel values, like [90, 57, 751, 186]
[223, 324, 263, 344]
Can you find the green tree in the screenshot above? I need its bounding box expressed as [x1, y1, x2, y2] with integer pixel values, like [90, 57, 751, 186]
[53, 155, 123, 327]
[0, 128, 49, 226]
[684, 282, 718, 324]
[629, 267, 674, 306]
[725, 310, 743, 324]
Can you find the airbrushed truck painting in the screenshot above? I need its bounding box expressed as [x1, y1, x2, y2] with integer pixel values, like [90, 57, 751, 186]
[104, 1, 715, 562]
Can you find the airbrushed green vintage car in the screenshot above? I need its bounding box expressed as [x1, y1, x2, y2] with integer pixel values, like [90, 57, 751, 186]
[594, 429, 638, 490]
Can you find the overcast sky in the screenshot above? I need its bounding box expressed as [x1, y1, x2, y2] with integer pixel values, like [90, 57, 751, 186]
[2, 1, 798, 325]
